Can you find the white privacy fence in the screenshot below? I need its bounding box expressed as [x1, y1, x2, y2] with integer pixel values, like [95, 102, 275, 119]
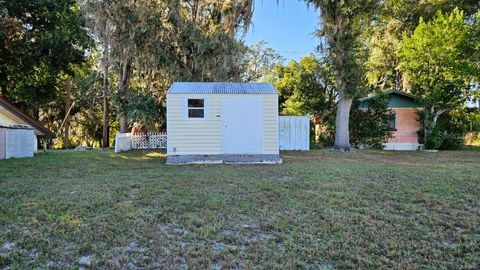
[279, 116, 310, 151]
[115, 132, 167, 153]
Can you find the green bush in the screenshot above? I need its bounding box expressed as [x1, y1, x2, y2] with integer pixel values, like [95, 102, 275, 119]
[314, 113, 336, 148]
[418, 109, 478, 150]
[424, 127, 443, 150]
[440, 133, 464, 150]
[350, 95, 394, 149]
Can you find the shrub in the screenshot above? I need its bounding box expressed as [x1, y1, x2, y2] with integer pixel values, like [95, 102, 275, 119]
[418, 109, 479, 150]
[350, 95, 394, 149]
[424, 126, 443, 150]
[440, 133, 464, 150]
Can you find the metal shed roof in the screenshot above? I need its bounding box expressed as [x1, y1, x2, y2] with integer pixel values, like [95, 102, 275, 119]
[167, 82, 278, 94]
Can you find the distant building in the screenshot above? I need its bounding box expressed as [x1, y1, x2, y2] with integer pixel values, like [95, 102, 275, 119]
[361, 90, 422, 150]
[0, 97, 55, 159]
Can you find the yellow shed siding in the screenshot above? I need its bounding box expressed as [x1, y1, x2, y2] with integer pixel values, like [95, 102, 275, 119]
[167, 94, 222, 155]
[167, 93, 279, 156]
[262, 95, 279, 154]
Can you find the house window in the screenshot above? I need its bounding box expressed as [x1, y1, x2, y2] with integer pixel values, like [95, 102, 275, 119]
[382, 113, 396, 130]
[187, 99, 204, 118]
[388, 113, 396, 130]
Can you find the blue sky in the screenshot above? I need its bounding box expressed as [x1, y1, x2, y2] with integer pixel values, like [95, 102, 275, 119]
[245, 0, 320, 62]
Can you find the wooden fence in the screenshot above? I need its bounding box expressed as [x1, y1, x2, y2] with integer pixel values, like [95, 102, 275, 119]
[279, 116, 310, 151]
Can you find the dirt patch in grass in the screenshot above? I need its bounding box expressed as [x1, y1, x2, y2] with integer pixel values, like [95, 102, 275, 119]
[1, 149, 479, 269]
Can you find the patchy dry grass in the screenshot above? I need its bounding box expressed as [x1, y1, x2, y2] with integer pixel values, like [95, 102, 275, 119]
[0, 149, 479, 269]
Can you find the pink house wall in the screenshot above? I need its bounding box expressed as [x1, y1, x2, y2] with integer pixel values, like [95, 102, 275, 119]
[388, 108, 421, 143]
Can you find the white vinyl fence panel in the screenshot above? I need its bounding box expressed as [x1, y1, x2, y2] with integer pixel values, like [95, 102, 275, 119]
[114, 133, 132, 153]
[279, 116, 310, 151]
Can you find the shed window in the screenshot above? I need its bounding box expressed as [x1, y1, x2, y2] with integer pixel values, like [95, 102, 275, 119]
[187, 99, 204, 118]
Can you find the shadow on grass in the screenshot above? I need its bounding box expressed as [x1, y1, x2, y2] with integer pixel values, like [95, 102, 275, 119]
[107, 150, 167, 162]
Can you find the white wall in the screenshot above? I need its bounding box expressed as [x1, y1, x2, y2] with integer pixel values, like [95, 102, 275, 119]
[0, 128, 5, 159]
[0, 127, 36, 159]
[383, 142, 422, 151]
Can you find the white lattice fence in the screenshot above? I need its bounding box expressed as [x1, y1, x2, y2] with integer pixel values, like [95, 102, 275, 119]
[131, 132, 167, 149]
[115, 132, 166, 153]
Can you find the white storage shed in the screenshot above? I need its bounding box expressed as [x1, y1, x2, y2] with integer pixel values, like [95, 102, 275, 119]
[0, 97, 55, 159]
[166, 82, 280, 164]
[0, 126, 37, 159]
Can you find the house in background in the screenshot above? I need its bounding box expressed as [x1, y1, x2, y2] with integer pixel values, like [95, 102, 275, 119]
[0, 97, 55, 159]
[166, 82, 280, 164]
[361, 90, 422, 151]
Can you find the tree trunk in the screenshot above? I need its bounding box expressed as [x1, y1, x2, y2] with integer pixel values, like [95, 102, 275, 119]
[102, 65, 110, 147]
[432, 109, 448, 127]
[119, 57, 131, 133]
[102, 31, 110, 148]
[423, 106, 448, 147]
[63, 79, 72, 149]
[423, 106, 430, 146]
[333, 96, 353, 151]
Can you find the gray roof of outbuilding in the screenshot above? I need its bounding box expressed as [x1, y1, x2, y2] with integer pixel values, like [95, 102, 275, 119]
[167, 82, 278, 94]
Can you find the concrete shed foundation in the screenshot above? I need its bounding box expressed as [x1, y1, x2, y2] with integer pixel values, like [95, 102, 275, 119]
[166, 154, 282, 165]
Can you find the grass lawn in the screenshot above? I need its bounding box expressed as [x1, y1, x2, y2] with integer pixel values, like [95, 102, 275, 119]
[1, 149, 479, 269]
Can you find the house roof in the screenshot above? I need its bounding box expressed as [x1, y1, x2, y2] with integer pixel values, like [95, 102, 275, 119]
[360, 90, 420, 109]
[167, 82, 278, 95]
[360, 89, 417, 101]
[0, 97, 56, 139]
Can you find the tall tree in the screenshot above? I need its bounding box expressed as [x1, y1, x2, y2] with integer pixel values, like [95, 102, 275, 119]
[0, 0, 92, 119]
[271, 55, 336, 116]
[241, 40, 284, 82]
[63, 78, 72, 148]
[83, 0, 254, 133]
[102, 25, 110, 148]
[365, 0, 480, 91]
[305, 0, 378, 151]
[177, 0, 254, 81]
[399, 9, 480, 147]
[83, 0, 172, 132]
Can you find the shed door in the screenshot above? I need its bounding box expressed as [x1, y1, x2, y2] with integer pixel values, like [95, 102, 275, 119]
[222, 96, 262, 154]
